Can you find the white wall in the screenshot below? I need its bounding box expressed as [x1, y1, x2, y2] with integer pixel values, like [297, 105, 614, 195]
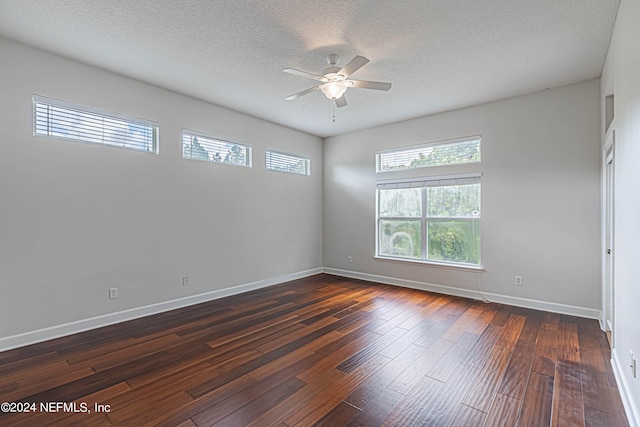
[324, 79, 602, 313]
[601, 0, 640, 423]
[0, 37, 323, 340]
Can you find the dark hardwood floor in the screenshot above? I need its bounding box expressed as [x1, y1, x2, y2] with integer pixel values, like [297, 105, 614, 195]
[0, 274, 629, 426]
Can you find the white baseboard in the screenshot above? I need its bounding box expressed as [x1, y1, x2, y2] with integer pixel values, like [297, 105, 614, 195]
[612, 348, 640, 427]
[322, 267, 602, 320]
[0, 268, 322, 353]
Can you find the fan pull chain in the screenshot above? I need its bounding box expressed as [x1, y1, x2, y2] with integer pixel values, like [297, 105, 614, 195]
[332, 105, 336, 123]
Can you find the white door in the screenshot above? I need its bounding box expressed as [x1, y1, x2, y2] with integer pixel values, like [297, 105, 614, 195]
[603, 135, 615, 347]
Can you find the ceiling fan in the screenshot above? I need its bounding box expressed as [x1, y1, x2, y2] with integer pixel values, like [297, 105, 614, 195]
[283, 54, 392, 108]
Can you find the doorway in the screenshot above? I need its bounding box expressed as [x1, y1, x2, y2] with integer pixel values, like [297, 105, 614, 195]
[603, 132, 615, 348]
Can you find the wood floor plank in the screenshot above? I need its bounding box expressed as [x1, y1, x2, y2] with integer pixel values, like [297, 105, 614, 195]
[463, 323, 503, 369]
[154, 375, 258, 426]
[495, 340, 535, 400]
[517, 371, 554, 427]
[552, 360, 585, 426]
[387, 337, 454, 395]
[0, 274, 628, 427]
[531, 325, 559, 377]
[580, 345, 615, 415]
[542, 312, 561, 331]
[462, 314, 526, 412]
[197, 376, 307, 426]
[336, 326, 405, 374]
[345, 386, 405, 427]
[345, 342, 425, 409]
[245, 369, 347, 427]
[296, 330, 382, 383]
[490, 304, 515, 327]
[608, 385, 631, 427]
[441, 304, 487, 341]
[425, 332, 480, 382]
[0, 350, 60, 375]
[396, 295, 449, 330]
[286, 354, 390, 426]
[484, 392, 521, 427]
[449, 403, 487, 427]
[76, 334, 183, 372]
[576, 318, 604, 350]
[559, 320, 581, 363]
[1, 362, 96, 403]
[416, 362, 480, 426]
[313, 401, 361, 427]
[248, 330, 343, 381]
[381, 375, 444, 426]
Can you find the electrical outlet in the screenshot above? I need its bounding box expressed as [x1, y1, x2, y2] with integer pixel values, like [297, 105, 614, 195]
[109, 287, 118, 299]
[182, 276, 189, 286]
[515, 276, 523, 286]
[285, 257, 291, 266]
[348, 256, 353, 263]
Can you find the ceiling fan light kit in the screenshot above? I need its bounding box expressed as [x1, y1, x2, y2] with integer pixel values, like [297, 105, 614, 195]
[283, 54, 391, 109]
[320, 80, 349, 100]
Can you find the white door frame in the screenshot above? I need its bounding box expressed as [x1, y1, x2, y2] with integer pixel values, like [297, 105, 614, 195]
[602, 130, 615, 345]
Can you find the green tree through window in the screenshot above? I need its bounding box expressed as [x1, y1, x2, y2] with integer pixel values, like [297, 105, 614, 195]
[184, 136, 210, 161]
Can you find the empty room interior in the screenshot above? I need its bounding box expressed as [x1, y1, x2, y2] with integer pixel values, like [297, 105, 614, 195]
[0, 0, 639, 426]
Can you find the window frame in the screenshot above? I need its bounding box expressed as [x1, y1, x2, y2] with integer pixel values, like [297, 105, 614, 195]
[33, 94, 158, 154]
[182, 129, 253, 168]
[375, 173, 482, 269]
[265, 148, 311, 176]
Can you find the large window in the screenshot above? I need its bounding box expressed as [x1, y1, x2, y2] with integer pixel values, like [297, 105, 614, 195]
[33, 95, 158, 153]
[182, 130, 252, 167]
[376, 136, 480, 173]
[265, 149, 310, 176]
[377, 174, 481, 266]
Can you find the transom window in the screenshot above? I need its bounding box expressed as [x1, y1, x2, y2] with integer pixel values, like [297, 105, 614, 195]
[33, 95, 158, 153]
[376, 174, 481, 266]
[182, 130, 252, 167]
[376, 136, 480, 173]
[265, 149, 310, 176]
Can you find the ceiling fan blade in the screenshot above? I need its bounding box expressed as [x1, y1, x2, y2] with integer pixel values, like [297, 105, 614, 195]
[338, 56, 369, 77]
[285, 86, 321, 100]
[335, 95, 347, 108]
[348, 80, 392, 91]
[283, 68, 327, 82]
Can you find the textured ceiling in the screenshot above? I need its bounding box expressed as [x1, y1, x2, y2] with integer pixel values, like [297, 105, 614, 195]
[0, 0, 620, 138]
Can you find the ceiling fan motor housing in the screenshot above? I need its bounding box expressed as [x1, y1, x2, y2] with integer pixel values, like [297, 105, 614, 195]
[322, 66, 343, 78]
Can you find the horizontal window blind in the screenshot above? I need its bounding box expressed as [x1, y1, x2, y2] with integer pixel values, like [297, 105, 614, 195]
[377, 172, 481, 189]
[376, 136, 481, 172]
[266, 149, 310, 176]
[33, 95, 158, 153]
[182, 130, 252, 167]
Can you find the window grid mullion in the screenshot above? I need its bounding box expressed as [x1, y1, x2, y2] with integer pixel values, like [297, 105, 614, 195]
[422, 187, 428, 261]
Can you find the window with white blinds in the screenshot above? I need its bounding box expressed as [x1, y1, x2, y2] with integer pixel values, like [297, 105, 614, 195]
[182, 130, 252, 167]
[376, 136, 481, 173]
[33, 95, 158, 153]
[265, 149, 310, 176]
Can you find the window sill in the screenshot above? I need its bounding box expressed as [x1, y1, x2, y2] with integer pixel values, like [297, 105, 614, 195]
[374, 255, 485, 272]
